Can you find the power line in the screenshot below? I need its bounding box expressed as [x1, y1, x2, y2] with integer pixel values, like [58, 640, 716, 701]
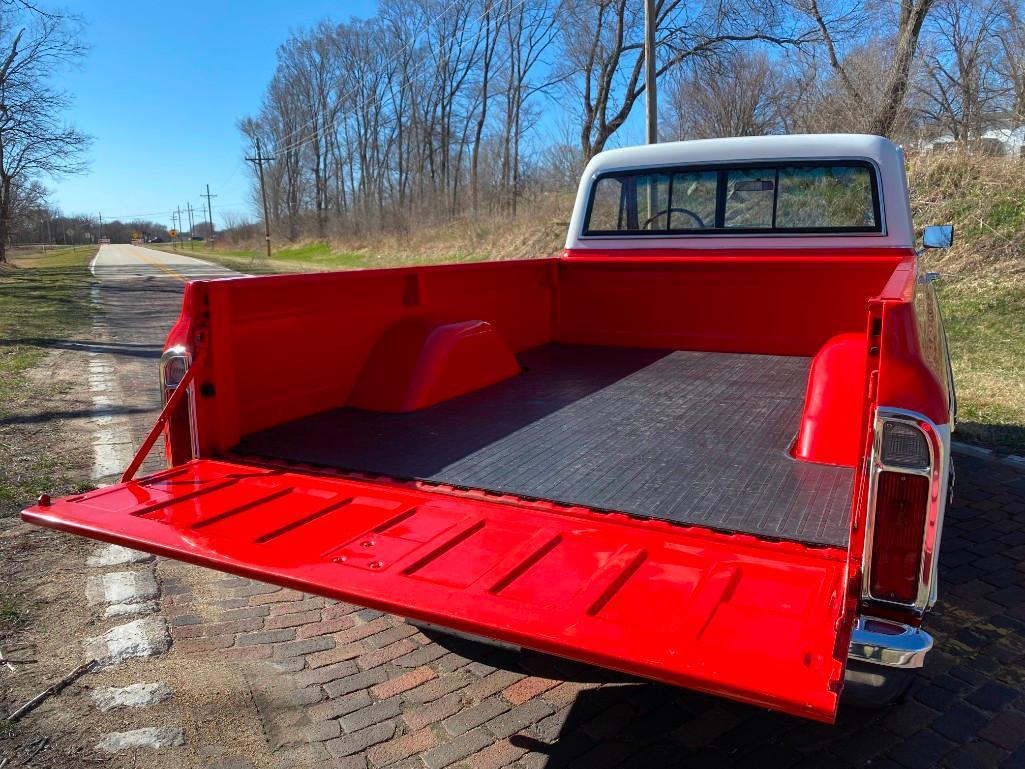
[245, 137, 274, 260]
[201, 184, 217, 240]
[171, 209, 180, 250]
[186, 201, 196, 250]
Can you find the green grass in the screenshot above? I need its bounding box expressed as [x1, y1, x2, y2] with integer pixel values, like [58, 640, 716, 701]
[938, 278, 1025, 453]
[0, 598, 17, 626]
[0, 247, 98, 515]
[147, 239, 491, 275]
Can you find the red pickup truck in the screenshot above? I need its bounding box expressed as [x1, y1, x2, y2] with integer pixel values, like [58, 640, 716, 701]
[25, 134, 955, 723]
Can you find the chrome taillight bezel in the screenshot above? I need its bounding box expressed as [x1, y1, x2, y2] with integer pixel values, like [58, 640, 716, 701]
[159, 344, 199, 461]
[862, 407, 950, 614]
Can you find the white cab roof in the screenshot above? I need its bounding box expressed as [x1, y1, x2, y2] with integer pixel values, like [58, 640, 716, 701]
[566, 134, 915, 251]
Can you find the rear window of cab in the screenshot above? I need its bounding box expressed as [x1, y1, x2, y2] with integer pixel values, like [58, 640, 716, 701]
[584, 161, 881, 236]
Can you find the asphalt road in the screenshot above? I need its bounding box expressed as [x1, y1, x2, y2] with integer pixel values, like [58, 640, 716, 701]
[90, 242, 236, 282]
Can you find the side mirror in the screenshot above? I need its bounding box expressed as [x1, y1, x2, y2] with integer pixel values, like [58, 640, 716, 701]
[923, 225, 954, 249]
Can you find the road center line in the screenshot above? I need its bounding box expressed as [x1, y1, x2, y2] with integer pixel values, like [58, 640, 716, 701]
[133, 248, 189, 282]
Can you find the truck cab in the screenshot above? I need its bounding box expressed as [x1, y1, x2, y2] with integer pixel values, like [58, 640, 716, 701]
[25, 134, 954, 722]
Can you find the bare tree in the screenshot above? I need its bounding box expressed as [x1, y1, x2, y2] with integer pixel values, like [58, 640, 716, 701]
[0, 4, 89, 262]
[664, 50, 787, 139]
[557, 0, 812, 158]
[994, 0, 1025, 124]
[799, 0, 936, 137]
[784, 38, 922, 136]
[917, 0, 1008, 143]
[499, 0, 559, 213]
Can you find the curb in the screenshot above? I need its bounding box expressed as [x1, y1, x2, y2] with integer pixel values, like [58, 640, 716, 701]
[951, 441, 1025, 472]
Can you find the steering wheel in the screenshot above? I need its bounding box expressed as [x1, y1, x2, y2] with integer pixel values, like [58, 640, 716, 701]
[642, 207, 706, 229]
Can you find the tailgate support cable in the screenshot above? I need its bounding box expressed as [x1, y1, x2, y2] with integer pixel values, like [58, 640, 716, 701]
[120, 349, 206, 484]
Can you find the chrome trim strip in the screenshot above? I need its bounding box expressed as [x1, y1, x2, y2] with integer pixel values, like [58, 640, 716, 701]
[848, 615, 933, 669]
[159, 345, 199, 461]
[862, 407, 951, 613]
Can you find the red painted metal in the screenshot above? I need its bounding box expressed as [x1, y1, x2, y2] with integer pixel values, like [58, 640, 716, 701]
[556, 250, 905, 356]
[23, 458, 851, 722]
[348, 318, 520, 412]
[795, 333, 870, 467]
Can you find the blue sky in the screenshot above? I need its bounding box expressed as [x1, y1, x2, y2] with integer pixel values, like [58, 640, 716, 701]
[52, 1, 377, 228]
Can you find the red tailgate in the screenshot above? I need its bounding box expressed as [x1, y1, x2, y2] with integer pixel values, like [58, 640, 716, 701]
[24, 459, 852, 721]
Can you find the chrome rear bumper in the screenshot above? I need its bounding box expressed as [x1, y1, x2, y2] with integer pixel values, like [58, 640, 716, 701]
[848, 615, 933, 669]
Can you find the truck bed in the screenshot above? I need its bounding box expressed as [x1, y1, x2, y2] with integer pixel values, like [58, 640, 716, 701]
[235, 345, 854, 547]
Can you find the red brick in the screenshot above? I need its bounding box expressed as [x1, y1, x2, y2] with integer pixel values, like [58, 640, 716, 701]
[232, 582, 280, 598]
[321, 602, 360, 621]
[217, 606, 270, 621]
[220, 645, 274, 661]
[369, 666, 437, 700]
[250, 588, 306, 606]
[542, 680, 601, 708]
[237, 628, 297, 645]
[367, 728, 438, 768]
[265, 609, 322, 630]
[357, 639, 417, 671]
[405, 671, 474, 704]
[672, 707, 740, 748]
[980, 711, 1025, 750]
[201, 617, 265, 637]
[163, 602, 198, 617]
[171, 625, 205, 640]
[465, 739, 527, 769]
[307, 642, 365, 669]
[268, 597, 326, 616]
[296, 616, 356, 640]
[402, 692, 464, 731]
[175, 634, 235, 654]
[463, 670, 524, 703]
[334, 617, 392, 644]
[502, 676, 560, 705]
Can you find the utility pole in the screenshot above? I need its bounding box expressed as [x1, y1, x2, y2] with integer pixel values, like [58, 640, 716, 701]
[98, 213, 104, 243]
[201, 184, 217, 243]
[186, 202, 195, 250]
[177, 205, 184, 251]
[246, 137, 274, 260]
[171, 210, 179, 250]
[643, 0, 658, 145]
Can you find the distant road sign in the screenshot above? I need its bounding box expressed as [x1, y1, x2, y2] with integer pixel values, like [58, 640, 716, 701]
[169, 229, 178, 238]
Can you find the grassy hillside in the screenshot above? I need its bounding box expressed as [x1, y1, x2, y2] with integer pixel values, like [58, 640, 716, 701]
[908, 153, 1025, 452]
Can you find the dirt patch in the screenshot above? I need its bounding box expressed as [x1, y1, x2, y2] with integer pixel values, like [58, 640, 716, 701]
[0, 347, 119, 767]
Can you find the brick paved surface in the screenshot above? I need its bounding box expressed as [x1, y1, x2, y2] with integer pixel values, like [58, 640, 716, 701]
[98, 252, 1025, 768]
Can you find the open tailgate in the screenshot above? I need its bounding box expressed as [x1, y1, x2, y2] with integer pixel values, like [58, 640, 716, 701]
[24, 458, 853, 721]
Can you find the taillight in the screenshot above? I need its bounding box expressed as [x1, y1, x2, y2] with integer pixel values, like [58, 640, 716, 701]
[161, 354, 188, 404]
[869, 471, 929, 603]
[159, 347, 195, 464]
[881, 421, 930, 469]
